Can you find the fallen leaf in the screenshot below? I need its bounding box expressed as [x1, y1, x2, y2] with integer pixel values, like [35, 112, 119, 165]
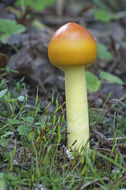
[0, 53, 8, 68]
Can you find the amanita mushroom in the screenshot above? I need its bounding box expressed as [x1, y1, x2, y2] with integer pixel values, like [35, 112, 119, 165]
[48, 22, 97, 150]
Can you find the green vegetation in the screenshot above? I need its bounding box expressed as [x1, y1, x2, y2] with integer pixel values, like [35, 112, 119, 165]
[0, 18, 26, 43]
[15, 0, 55, 11]
[0, 78, 126, 190]
[97, 42, 112, 60]
[0, 0, 126, 189]
[100, 71, 124, 85]
[94, 9, 118, 23]
[86, 71, 101, 92]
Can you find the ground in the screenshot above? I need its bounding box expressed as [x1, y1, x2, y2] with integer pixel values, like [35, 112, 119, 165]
[0, 0, 126, 189]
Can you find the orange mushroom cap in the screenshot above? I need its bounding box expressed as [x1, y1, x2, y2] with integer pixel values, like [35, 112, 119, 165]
[48, 22, 97, 67]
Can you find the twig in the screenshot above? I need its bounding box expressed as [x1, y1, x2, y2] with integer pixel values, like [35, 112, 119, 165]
[0, 72, 7, 79]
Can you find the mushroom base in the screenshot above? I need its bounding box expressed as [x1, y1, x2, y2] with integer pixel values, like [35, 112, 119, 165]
[64, 66, 89, 151]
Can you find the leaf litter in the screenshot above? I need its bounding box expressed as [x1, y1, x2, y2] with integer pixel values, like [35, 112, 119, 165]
[0, 0, 126, 189]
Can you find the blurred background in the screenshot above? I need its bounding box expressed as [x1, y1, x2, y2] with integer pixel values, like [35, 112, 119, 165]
[0, 1, 126, 189]
[0, 0, 126, 106]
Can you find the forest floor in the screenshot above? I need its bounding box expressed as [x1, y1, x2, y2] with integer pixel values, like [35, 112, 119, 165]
[0, 0, 126, 189]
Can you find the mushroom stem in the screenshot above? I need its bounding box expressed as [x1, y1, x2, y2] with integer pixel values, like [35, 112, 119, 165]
[64, 66, 89, 150]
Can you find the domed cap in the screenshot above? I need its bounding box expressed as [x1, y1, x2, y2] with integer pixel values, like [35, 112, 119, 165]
[48, 22, 97, 67]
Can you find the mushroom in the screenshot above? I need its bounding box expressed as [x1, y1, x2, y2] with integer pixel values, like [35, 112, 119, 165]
[48, 22, 97, 150]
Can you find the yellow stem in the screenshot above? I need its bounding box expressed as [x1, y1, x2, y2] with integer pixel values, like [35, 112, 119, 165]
[64, 66, 89, 150]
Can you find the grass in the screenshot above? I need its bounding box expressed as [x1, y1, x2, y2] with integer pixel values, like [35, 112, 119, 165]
[0, 78, 126, 190]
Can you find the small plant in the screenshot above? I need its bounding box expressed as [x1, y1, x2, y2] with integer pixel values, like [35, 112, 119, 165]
[0, 18, 26, 43]
[94, 9, 118, 23]
[100, 71, 124, 85]
[15, 0, 55, 11]
[0, 173, 6, 190]
[86, 71, 101, 92]
[97, 42, 112, 60]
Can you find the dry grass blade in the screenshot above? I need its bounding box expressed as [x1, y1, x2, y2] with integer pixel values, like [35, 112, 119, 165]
[80, 177, 109, 189]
